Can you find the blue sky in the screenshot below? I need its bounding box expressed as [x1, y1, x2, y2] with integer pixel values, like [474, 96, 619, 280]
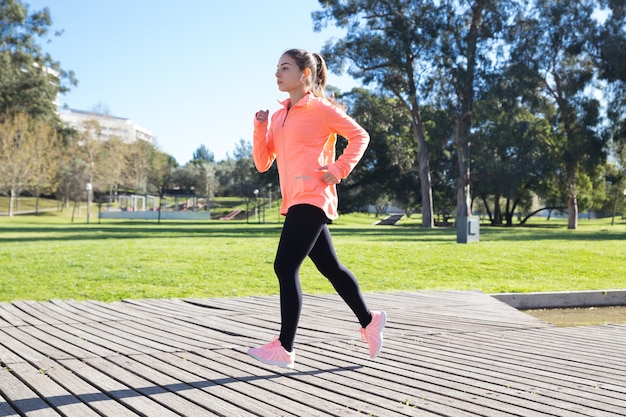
[26, 0, 358, 164]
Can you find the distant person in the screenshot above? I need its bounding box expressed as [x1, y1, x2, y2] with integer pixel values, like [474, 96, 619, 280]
[248, 48, 386, 369]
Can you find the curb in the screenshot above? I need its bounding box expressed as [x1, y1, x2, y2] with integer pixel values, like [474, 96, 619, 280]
[491, 289, 626, 310]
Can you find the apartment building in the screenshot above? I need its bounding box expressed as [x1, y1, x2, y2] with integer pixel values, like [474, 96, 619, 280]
[59, 108, 154, 144]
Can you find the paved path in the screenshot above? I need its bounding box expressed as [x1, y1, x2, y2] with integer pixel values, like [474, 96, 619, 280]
[1, 291, 625, 416]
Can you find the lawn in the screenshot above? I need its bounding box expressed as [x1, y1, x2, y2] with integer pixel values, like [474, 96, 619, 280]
[1, 200, 625, 302]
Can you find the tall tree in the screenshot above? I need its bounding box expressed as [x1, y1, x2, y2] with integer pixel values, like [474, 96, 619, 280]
[515, 0, 607, 229]
[0, 0, 75, 120]
[436, 0, 516, 227]
[313, 0, 439, 227]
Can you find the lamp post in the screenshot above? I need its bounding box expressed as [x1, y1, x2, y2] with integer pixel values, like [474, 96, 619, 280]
[86, 183, 92, 224]
[268, 183, 272, 209]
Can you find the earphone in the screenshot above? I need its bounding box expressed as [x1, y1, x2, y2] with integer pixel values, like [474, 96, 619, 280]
[300, 74, 305, 81]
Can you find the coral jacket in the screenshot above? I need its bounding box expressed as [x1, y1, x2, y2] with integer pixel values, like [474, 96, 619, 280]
[253, 93, 370, 220]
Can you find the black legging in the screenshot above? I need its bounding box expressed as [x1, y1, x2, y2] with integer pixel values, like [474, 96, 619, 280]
[274, 204, 371, 352]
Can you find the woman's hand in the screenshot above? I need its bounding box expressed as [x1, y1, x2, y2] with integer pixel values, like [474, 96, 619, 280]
[317, 166, 340, 184]
[256, 110, 269, 123]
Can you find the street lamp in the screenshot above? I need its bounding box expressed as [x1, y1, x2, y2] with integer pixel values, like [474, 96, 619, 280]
[86, 183, 92, 224]
[268, 183, 272, 209]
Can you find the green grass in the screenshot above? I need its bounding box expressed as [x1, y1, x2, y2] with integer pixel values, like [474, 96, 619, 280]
[1, 200, 625, 302]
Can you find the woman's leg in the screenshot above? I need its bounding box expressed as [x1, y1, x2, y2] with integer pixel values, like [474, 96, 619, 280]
[273, 205, 327, 351]
[308, 225, 372, 328]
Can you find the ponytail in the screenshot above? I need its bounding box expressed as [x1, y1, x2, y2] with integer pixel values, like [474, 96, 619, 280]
[311, 53, 328, 99]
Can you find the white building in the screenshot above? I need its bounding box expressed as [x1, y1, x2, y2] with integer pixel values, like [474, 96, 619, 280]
[59, 108, 154, 144]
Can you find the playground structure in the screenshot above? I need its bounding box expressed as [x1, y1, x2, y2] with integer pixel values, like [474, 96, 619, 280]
[98, 194, 212, 220]
[96, 193, 281, 222]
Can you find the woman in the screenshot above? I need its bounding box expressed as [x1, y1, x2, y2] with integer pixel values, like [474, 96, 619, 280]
[248, 48, 386, 369]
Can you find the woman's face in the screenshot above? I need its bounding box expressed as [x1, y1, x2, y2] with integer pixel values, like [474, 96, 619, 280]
[275, 53, 306, 93]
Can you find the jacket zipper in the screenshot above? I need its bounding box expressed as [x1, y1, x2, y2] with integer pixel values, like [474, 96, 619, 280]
[281, 106, 291, 208]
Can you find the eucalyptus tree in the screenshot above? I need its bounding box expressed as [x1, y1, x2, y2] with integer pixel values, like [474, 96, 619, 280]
[313, 0, 440, 227]
[512, 0, 607, 229]
[435, 0, 518, 228]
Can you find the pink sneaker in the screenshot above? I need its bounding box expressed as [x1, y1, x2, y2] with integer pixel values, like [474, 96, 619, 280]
[247, 338, 295, 369]
[360, 310, 387, 359]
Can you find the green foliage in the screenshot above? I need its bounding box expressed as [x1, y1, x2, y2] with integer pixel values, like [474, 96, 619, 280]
[192, 144, 215, 162]
[0, 206, 624, 302]
[0, 0, 75, 120]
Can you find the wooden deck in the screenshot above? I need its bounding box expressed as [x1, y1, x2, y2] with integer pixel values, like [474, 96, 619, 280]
[1, 291, 625, 416]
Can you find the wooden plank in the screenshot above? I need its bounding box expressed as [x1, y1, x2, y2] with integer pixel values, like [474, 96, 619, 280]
[171, 349, 375, 416]
[0, 367, 62, 417]
[0, 395, 19, 417]
[58, 358, 181, 417]
[0, 341, 24, 366]
[107, 354, 258, 417]
[51, 323, 142, 356]
[48, 299, 111, 323]
[383, 336, 626, 415]
[302, 338, 620, 417]
[136, 351, 298, 417]
[0, 303, 44, 327]
[8, 362, 102, 417]
[35, 358, 144, 417]
[62, 320, 175, 354]
[0, 303, 27, 328]
[9, 302, 66, 326]
[217, 347, 448, 417]
[18, 326, 96, 360]
[0, 329, 49, 364]
[105, 316, 237, 350]
[83, 356, 220, 417]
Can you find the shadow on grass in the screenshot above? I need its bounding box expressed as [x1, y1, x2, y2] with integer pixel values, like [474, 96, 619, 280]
[1, 220, 624, 244]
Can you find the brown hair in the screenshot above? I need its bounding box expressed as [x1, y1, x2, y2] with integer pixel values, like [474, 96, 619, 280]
[282, 48, 328, 99]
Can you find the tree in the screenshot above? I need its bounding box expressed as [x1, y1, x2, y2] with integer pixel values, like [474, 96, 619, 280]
[0, 113, 35, 215]
[230, 139, 260, 197]
[471, 61, 556, 226]
[192, 144, 215, 162]
[515, 0, 607, 229]
[96, 136, 127, 197]
[340, 88, 417, 215]
[313, 0, 438, 227]
[30, 115, 59, 213]
[434, 0, 518, 231]
[124, 140, 158, 194]
[595, 0, 626, 84]
[0, 0, 75, 120]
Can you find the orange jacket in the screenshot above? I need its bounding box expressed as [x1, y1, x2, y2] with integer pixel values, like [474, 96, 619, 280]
[253, 93, 370, 220]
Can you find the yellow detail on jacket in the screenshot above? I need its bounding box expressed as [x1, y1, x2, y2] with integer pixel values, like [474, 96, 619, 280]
[253, 93, 370, 220]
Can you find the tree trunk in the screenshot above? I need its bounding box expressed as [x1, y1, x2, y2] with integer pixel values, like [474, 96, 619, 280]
[455, 112, 472, 219]
[566, 166, 578, 229]
[481, 195, 493, 223]
[9, 188, 15, 217]
[493, 193, 502, 225]
[411, 108, 434, 228]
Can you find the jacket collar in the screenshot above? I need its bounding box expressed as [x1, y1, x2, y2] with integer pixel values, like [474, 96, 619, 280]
[279, 92, 313, 109]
